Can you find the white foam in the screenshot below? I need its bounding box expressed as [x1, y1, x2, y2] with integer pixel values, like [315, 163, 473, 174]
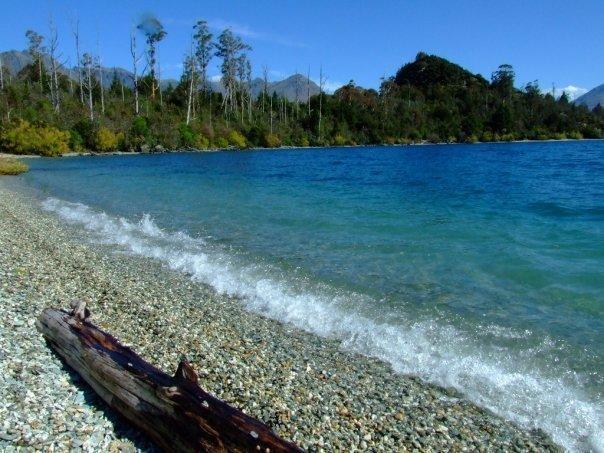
[42, 197, 602, 452]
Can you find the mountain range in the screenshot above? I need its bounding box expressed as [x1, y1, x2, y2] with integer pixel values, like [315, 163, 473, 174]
[574, 84, 604, 110]
[0, 50, 320, 102]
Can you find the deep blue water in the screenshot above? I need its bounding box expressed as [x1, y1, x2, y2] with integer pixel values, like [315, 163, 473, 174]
[9, 141, 604, 450]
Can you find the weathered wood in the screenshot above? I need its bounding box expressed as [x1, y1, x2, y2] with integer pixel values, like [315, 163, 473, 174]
[36, 301, 301, 453]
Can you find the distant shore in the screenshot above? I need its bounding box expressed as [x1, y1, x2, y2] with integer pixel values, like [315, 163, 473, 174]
[2, 137, 603, 160]
[0, 182, 561, 451]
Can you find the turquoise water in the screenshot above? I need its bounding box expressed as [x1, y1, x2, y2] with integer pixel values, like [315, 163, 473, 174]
[11, 141, 603, 450]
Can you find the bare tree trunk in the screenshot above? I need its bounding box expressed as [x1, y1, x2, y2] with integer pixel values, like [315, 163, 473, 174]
[86, 59, 94, 120]
[307, 66, 311, 116]
[97, 37, 105, 116]
[48, 18, 61, 112]
[0, 55, 4, 90]
[158, 52, 163, 108]
[68, 67, 73, 94]
[36, 302, 301, 453]
[130, 31, 140, 115]
[318, 65, 325, 139]
[294, 69, 300, 120]
[121, 82, 125, 103]
[186, 39, 195, 125]
[262, 66, 268, 114]
[73, 21, 84, 105]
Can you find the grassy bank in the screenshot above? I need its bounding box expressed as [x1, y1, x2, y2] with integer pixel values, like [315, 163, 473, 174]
[0, 157, 29, 175]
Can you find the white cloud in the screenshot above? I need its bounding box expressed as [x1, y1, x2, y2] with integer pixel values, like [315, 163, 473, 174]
[209, 74, 222, 83]
[544, 85, 588, 101]
[207, 18, 306, 48]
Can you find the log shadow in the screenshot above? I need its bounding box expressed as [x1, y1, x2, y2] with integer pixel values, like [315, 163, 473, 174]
[47, 343, 160, 452]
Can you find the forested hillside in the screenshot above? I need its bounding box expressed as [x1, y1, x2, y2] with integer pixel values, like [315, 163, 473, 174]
[0, 18, 602, 156]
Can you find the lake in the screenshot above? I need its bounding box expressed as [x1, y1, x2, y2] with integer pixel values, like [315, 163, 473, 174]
[11, 141, 603, 450]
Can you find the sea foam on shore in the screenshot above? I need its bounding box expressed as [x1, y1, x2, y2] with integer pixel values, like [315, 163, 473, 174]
[38, 195, 602, 452]
[0, 183, 568, 451]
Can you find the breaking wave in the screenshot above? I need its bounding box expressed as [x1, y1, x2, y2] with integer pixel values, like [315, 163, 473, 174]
[42, 197, 602, 452]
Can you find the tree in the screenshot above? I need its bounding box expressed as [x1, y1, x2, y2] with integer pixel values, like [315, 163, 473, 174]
[214, 29, 250, 118]
[184, 50, 196, 125]
[491, 64, 515, 99]
[81, 53, 94, 120]
[25, 30, 45, 91]
[72, 19, 84, 105]
[137, 15, 166, 101]
[193, 20, 213, 96]
[46, 17, 62, 112]
[96, 36, 105, 116]
[130, 29, 142, 115]
[0, 54, 4, 90]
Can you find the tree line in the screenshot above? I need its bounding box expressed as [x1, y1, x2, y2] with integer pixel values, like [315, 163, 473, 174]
[0, 16, 602, 156]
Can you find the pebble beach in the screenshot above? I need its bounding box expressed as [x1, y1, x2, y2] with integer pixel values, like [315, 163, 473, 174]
[0, 183, 562, 452]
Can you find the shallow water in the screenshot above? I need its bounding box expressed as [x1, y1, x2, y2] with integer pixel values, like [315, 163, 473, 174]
[10, 141, 604, 451]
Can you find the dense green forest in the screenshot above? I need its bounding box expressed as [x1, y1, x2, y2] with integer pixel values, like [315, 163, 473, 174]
[0, 19, 602, 156]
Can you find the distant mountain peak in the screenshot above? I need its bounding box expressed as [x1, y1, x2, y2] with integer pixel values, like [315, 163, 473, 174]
[0, 49, 319, 102]
[574, 84, 604, 110]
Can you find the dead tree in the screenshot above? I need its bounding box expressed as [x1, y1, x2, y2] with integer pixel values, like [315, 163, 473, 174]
[36, 301, 301, 453]
[130, 29, 141, 115]
[72, 19, 84, 105]
[96, 36, 105, 116]
[81, 53, 94, 120]
[0, 54, 4, 90]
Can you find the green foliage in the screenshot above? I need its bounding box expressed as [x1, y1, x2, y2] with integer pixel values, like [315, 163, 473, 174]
[131, 116, 150, 140]
[96, 127, 119, 152]
[177, 123, 196, 147]
[227, 130, 247, 148]
[0, 157, 29, 175]
[214, 137, 229, 148]
[264, 133, 281, 148]
[0, 38, 602, 157]
[72, 119, 97, 150]
[395, 52, 487, 90]
[0, 120, 69, 156]
[69, 130, 84, 152]
[195, 134, 210, 149]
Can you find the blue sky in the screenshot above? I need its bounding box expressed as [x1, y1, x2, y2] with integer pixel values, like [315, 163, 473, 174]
[3, 0, 603, 97]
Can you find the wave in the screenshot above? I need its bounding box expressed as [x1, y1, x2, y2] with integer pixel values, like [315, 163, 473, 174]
[42, 197, 602, 452]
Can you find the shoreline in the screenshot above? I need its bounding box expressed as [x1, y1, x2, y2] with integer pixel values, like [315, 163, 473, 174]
[0, 183, 561, 451]
[2, 137, 604, 160]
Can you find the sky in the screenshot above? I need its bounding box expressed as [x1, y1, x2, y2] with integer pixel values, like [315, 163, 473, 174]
[3, 0, 603, 97]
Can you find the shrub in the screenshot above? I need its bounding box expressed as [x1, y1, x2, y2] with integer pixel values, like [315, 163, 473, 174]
[72, 119, 97, 150]
[228, 130, 247, 148]
[568, 131, 583, 140]
[481, 131, 494, 142]
[0, 120, 69, 156]
[131, 116, 150, 140]
[264, 133, 281, 148]
[195, 134, 209, 149]
[298, 136, 310, 147]
[96, 127, 119, 152]
[69, 130, 84, 152]
[0, 157, 29, 175]
[335, 134, 350, 146]
[177, 123, 196, 148]
[214, 137, 229, 148]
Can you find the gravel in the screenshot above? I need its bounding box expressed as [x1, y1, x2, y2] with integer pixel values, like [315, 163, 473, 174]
[0, 184, 562, 452]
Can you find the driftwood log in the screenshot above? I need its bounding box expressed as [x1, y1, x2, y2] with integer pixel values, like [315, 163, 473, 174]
[36, 301, 301, 452]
